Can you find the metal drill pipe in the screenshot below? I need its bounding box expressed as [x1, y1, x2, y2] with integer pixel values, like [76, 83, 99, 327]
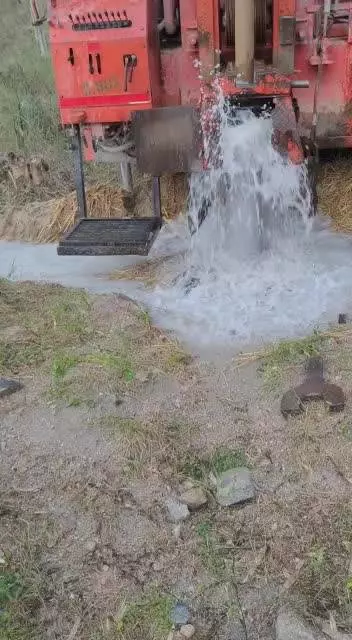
[234, 0, 255, 82]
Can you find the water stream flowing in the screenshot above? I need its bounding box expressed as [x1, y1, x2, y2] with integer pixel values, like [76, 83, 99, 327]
[2, 95, 352, 352]
[151, 97, 352, 349]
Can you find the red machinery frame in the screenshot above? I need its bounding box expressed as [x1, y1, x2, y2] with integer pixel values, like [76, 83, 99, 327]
[48, 0, 352, 257]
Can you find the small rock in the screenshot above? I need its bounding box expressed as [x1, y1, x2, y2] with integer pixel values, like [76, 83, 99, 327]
[102, 564, 110, 572]
[0, 550, 6, 566]
[179, 487, 207, 511]
[216, 468, 255, 507]
[276, 608, 325, 640]
[323, 382, 345, 413]
[165, 498, 190, 523]
[281, 388, 303, 418]
[170, 603, 190, 626]
[152, 560, 163, 572]
[0, 378, 23, 399]
[180, 624, 195, 638]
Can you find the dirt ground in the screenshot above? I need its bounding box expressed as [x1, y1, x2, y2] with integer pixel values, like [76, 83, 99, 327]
[1, 279, 352, 640]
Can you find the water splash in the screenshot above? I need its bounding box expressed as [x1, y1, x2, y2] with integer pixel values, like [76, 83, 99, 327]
[187, 93, 312, 266]
[151, 94, 352, 349]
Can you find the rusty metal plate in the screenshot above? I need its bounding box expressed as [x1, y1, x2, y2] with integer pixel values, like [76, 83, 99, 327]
[132, 106, 201, 175]
[281, 356, 345, 418]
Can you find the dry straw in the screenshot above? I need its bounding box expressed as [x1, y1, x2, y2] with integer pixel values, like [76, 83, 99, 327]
[318, 159, 352, 232]
[0, 175, 189, 243]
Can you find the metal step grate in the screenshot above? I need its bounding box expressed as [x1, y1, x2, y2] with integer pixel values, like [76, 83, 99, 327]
[57, 217, 162, 256]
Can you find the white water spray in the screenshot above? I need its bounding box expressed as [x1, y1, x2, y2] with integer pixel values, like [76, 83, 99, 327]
[151, 92, 352, 349]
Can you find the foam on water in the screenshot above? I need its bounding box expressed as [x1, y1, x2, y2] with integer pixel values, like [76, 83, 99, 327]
[150, 94, 352, 349]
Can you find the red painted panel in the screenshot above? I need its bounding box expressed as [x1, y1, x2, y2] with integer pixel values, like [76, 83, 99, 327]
[49, 0, 161, 125]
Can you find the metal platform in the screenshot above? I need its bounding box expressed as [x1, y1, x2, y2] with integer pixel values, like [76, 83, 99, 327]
[57, 217, 162, 256]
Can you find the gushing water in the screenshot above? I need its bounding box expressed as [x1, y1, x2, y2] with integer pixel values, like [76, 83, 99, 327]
[151, 93, 352, 349]
[2, 92, 352, 352]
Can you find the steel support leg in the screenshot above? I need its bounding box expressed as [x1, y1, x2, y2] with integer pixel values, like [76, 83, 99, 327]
[72, 124, 87, 219]
[152, 176, 162, 219]
[120, 161, 134, 193]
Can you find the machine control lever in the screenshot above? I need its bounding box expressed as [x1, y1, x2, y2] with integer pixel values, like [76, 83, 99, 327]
[123, 55, 137, 92]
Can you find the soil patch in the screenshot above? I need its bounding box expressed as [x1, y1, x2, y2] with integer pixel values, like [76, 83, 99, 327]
[1, 281, 352, 639]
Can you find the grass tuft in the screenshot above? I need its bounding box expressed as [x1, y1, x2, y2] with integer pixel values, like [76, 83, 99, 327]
[180, 447, 248, 482]
[0, 517, 49, 640]
[0, 281, 92, 374]
[260, 331, 324, 389]
[115, 591, 174, 640]
[96, 415, 191, 476]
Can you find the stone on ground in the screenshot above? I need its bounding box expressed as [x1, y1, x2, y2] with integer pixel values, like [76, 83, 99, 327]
[165, 497, 190, 522]
[170, 603, 190, 626]
[281, 389, 303, 417]
[179, 487, 207, 511]
[216, 468, 255, 507]
[0, 378, 23, 398]
[180, 624, 196, 638]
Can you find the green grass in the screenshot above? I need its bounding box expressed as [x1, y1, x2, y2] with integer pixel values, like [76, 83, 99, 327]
[50, 350, 135, 406]
[115, 592, 174, 640]
[0, 573, 24, 604]
[52, 354, 81, 381]
[0, 1, 63, 156]
[85, 353, 135, 382]
[0, 281, 191, 408]
[260, 331, 324, 389]
[0, 566, 42, 639]
[51, 351, 135, 384]
[180, 447, 248, 482]
[0, 281, 93, 374]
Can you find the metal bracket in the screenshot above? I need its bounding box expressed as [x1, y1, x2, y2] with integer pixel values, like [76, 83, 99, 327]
[281, 356, 345, 418]
[279, 16, 296, 45]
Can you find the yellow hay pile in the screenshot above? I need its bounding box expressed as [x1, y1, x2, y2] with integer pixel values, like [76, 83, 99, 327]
[318, 159, 352, 232]
[0, 175, 189, 244]
[38, 183, 126, 243]
[161, 173, 188, 220]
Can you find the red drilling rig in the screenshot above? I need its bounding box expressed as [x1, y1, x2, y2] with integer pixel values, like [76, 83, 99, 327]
[47, 1, 351, 256]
